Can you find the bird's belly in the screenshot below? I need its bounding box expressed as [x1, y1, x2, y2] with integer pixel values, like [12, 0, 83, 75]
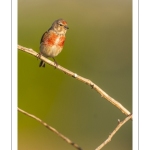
[40, 44, 62, 57]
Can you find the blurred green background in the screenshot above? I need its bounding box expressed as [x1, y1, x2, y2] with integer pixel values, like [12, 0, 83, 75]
[18, 0, 132, 150]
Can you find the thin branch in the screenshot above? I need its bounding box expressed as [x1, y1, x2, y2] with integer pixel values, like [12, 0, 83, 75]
[95, 114, 132, 150]
[18, 45, 131, 117]
[18, 107, 83, 150]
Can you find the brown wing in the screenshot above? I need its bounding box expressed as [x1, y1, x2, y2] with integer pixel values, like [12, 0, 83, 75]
[40, 31, 49, 44]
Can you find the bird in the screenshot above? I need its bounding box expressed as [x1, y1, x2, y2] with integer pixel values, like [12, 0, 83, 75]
[39, 19, 69, 67]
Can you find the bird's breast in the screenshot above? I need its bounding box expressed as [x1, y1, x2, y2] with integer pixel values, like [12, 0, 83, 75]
[47, 32, 66, 47]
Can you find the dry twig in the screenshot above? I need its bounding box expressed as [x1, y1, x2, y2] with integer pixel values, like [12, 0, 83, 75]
[95, 114, 132, 150]
[18, 45, 132, 150]
[18, 45, 132, 117]
[18, 107, 82, 150]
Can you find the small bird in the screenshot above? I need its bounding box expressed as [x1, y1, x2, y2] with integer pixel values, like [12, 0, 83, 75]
[39, 19, 69, 67]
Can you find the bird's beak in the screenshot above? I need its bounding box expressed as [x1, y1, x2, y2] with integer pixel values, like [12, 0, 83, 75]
[65, 26, 69, 29]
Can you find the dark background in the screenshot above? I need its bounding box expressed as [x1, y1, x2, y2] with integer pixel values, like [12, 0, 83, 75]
[18, 0, 132, 149]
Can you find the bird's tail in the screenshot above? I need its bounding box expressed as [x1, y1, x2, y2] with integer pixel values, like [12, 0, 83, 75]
[39, 60, 45, 67]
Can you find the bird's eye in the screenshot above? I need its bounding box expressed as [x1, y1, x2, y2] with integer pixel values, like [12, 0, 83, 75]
[59, 24, 63, 26]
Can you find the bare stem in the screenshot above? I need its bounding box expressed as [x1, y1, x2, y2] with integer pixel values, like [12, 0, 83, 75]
[95, 114, 132, 150]
[18, 45, 131, 117]
[18, 107, 82, 150]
